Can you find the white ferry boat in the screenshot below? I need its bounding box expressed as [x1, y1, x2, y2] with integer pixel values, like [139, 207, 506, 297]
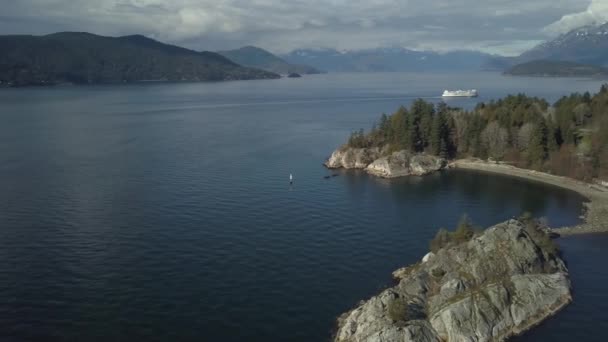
[442, 89, 478, 97]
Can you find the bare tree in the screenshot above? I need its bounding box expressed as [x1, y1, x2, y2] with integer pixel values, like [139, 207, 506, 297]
[517, 123, 536, 151]
[573, 103, 591, 126]
[481, 121, 509, 160]
[451, 111, 469, 154]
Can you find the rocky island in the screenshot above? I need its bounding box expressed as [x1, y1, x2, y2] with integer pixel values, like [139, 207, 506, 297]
[334, 219, 571, 342]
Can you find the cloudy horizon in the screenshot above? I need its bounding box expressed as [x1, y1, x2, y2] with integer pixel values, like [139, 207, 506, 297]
[1, 0, 607, 56]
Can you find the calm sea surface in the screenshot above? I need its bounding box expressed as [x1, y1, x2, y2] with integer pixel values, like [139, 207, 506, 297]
[0, 72, 607, 341]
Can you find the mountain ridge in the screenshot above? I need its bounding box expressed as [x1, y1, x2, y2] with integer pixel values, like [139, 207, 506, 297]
[281, 47, 498, 72]
[505, 59, 608, 77]
[0, 32, 279, 86]
[518, 22, 608, 66]
[218, 46, 321, 75]
[485, 22, 608, 71]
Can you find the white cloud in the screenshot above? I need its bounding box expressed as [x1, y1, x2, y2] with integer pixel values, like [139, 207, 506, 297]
[0, 0, 592, 55]
[545, 0, 608, 34]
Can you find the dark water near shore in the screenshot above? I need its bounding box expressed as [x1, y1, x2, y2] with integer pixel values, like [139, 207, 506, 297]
[0, 72, 606, 341]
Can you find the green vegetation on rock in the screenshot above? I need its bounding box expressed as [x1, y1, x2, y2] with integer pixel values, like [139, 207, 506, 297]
[518, 212, 560, 258]
[387, 297, 410, 323]
[429, 214, 479, 253]
[335, 219, 572, 342]
[347, 99, 455, 158]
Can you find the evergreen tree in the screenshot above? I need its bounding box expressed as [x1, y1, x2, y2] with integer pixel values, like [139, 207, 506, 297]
[446, 115, 457, 158]
[431, 110, 449, 157]
[466, 114, 486, 158]
[527, 117, 548, 167]
[406, 109, 420, 151]
[390, 107, 408, 150]
[379, 113, 389, 135]
[410, 99, 435, 151]
[583, 91, 591, 103]
[546, 116, 559, 153]
[430, 113, 441, 156]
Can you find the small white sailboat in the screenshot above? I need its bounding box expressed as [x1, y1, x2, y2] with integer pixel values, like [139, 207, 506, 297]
[289, 173, 293, 184]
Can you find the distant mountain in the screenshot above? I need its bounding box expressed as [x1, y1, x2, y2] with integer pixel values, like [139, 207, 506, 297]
[0, 32, 279, 86]
[486, 22, 608, 72]
[281, 47, 497, 72]
[505, 60, 608, 77]
[218, 46, 321, 75]
[481, 56, 517, 71]
[518, 23, 608, 67]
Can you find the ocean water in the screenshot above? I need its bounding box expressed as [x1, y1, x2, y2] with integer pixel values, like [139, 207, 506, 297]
[0, 72, 606, 341]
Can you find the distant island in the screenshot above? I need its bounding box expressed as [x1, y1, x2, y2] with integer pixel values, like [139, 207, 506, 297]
[0, 32, 279, 87]
[505, 60, 608, 77]
[218, 46, 321, 75]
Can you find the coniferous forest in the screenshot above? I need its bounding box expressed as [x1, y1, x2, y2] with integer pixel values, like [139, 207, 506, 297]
[348, 85, 608, 181]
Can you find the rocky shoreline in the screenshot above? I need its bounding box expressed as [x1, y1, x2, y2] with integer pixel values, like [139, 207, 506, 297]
[324, 146, 608, 236]
[334, 220, 572, 342]
[324, 147, 446, 178]
[324, 146, 607, 341]
[449, 159, 608, 236]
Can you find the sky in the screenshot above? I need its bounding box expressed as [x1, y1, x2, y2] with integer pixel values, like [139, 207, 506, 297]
[1, 0, 607, 56]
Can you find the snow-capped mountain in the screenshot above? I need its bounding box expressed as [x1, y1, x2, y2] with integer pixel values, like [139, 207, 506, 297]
[517, 22, 608, 66]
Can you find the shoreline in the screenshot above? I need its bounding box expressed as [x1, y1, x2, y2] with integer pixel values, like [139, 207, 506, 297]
[449, 159, 608, 236]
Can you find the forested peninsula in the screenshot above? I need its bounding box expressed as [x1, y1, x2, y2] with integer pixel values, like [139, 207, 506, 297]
[329, 87, 608, 342]
[341, 85, 608, 181]
[326, 85, 608, 236]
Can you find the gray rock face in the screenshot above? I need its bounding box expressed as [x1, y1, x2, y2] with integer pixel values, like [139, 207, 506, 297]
[366, 151, 446, 178]
[325, 147, 383, 169]
[334, 220, 572, 342]
[325, 147, 446, 178]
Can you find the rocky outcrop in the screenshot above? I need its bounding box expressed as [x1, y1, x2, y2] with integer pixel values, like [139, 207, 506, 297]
[334, 220, 572, 342]
[325, 147, 383, 169]
[366, 151, 446, 178]
[325, 147, 446, 178]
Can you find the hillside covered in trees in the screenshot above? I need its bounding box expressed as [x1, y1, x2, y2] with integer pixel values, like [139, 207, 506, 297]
[0, 32, 279, 86]
[505, 60, 608, 77]
[347, 85, 608, 181]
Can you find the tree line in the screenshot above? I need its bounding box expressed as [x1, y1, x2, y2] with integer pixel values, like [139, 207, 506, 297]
[347, 85, 608, 181]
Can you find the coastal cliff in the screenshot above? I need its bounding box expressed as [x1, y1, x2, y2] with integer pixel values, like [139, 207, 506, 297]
[325, 147, 446, 178]
[367, 151, 447, 178]
[334, 220, 572, 342]
[325, 147, 384, 169]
